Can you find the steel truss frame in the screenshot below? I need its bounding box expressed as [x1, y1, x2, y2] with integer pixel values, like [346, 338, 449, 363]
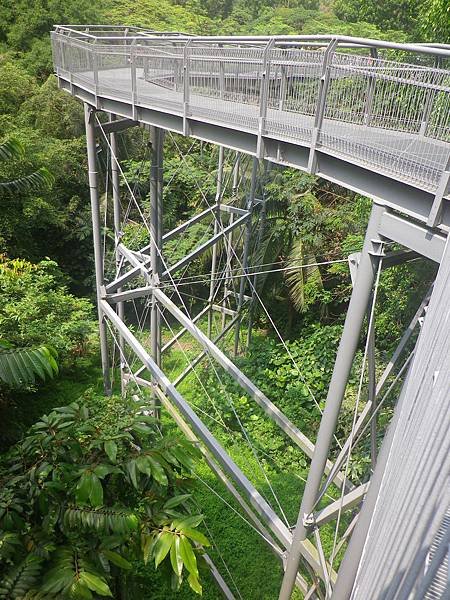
[84, 100, 447, 599]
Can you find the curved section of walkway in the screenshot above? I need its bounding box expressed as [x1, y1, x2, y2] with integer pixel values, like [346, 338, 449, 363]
[51, 27, 450, 227]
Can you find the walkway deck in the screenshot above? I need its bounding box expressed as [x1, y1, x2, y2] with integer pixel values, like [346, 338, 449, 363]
[52, 28, 450, 227]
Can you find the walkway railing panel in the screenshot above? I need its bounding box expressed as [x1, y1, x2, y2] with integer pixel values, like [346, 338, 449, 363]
[51, 29, 450, 194]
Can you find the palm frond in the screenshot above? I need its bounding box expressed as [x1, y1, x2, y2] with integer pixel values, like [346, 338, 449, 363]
[0, 167, 54, 194]
[285, 238, 323, 312]
[0, 344, 58, 388]
[0, 138, 25, 162]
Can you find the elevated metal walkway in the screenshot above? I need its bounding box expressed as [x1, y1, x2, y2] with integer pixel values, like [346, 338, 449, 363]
[52, 26, 450, 599]
[52, 26, 450, 230]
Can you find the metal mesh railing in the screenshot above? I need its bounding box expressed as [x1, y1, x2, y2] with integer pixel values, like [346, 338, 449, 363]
[51, 28, 450, 192]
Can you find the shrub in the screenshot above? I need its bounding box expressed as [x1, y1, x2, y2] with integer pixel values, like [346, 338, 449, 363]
[0, 257, 96, 363]
[0, 392, 208, 598]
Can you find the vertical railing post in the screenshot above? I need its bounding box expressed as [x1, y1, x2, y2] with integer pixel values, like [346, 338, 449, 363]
[278, 202, 386, 600]
[307, 38, 338, 174]
[257, 39, 275, 158]
[183, 40, 192, 135]
[234, 157, 258, 356]
[130, 39, 137, 120]
[419, 56, 442, 136]
[84, 104, 111, 396]
[363, 47, 378, 126]
[279, 64, 287, 111]
[93, 37, 99, 108]
[219, 43, 225, 100]
[110, 115, 126, 395]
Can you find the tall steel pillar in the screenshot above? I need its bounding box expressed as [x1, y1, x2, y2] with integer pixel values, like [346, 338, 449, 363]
[234, 157, 258, 356]
[279, 202, 386, 600]
[110, 114, 126, 394]
[84, 104, 111, 396]
[150, 126, 163, 416]
[208, 146, 224, 338]
[247, 159, 268, 349]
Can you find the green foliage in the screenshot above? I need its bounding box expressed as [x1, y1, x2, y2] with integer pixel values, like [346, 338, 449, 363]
[0, 0, 103, 78]
[0, 134, 53, 195]
[105, 0, 218, 35]
[420, 0, 450, 43]
[0, 258, 96, 362]
[0, 61, 37, 116]
[0, 393, 208, 598]
[0, 341, 58, 388]
[333, 0, 420, 36]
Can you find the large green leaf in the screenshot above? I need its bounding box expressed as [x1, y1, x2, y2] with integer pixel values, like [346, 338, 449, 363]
[101, 549, 132, 570]
[170, 535, 183, 578]
[179, 536, 198, 577]
[79, 572, 112, 597]
[154, 531, 174, 567]
[104, 440, 117, 463]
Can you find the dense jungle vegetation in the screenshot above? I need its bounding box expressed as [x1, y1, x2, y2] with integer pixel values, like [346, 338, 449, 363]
[0, 0, 448, 597]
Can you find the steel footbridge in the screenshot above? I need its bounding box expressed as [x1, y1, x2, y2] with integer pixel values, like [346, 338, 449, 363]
[52, 26, 450, 599]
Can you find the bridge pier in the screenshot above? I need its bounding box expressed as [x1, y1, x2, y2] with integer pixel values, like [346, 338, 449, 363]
[84, 103, 112, 396]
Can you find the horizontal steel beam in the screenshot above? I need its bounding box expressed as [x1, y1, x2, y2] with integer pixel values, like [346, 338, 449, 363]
[105, 285, 153, 304]
[153, 287, 346, 489]
[313, 483, 369, 527]
[163, 211, 250, 278]
[95, 118, 138, 135]
[106, 244, 152, 293]
[379, 211, 447, 263]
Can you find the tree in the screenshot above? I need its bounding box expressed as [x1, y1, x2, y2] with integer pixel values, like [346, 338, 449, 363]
[0, 258, 95, 363]
[0, 395, 208, 598]
[420, 0, 450, 43]
[333, 0, 421, 37]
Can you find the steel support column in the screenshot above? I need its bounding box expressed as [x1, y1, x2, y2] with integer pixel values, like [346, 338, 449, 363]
[247, 159, 268, 349]
[150, 126, 163, 416]
[279, 201, 386, 600]
[234, 157, 258, 356]
[110, 114, 126, 394]
[208, 146, 224, 338]
[84, 103, 111, 395]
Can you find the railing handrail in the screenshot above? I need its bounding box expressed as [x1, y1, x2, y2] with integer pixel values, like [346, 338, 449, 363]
[52, 26, 450, 58]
